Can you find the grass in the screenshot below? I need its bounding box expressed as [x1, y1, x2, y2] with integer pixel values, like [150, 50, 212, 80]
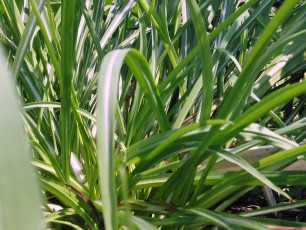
[0, 0, 306, 229]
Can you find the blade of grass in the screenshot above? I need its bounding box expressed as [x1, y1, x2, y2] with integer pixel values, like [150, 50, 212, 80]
[0, 49, 43, 230]
[99, 0, 136, 51]
[40, 178, 96, 229]
[217, 81, 306, 144]
[28, 0, 61, 79]
[211, 148, 291, 200]
[60, 0, 76, 182]
[12, 0, 46, 80]
[135, 171, 306, 190]
[182, 208, 244, 230]
[217, 0, 302, 120]
[186, 0, 213, 122]
[97, 50, 123, 230]
[241, 199, 306, 217]
[196, 144, 306, 208]
[97, 48, 172, 229]
[138, 0, 179, 67]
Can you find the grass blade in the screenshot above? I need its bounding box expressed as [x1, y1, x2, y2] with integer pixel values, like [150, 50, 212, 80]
[97, 48, 172, 228]
[97, 50, 126, 230]
[183, 208, 243, 230]
[0, 49, 42, 230]
[12, 0, 46, 80]
[217, 81, 306, 144]
[217, 0, 302, 120]
[212, 148, 291, 200]
[60, 0, 76, 182]
[187, 0, 213, 122]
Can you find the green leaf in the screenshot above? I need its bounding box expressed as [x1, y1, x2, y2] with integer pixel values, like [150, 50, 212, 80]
[97, 48, 170, 229]
[12, 0, 46, 80]
[182, 208, 243, 230]
[60, 0, 76, 182]
[217, 0, 302, 120]
[186, 0, 213, 122]
[218, 81, 306, 143]
[0, 49, 43, 230]
[212, 148, 291, 200]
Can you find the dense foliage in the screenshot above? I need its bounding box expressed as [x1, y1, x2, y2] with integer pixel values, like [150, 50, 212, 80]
[0, 0, 306, 229]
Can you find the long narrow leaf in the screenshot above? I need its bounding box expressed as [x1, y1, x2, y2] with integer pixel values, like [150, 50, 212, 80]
[60, 0, 76, 181]
[0, 49, 43, 230]
[187, 0, 213, 122]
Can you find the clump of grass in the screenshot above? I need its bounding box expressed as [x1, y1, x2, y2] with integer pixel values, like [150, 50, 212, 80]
[0, 0, 306, 229]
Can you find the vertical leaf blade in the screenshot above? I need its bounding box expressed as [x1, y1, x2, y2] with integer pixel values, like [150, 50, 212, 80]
[187, 0, 214, 122]
[60, 0, 76, 181]
[97, 50, 126, 230]
[0, 49, 43, 230]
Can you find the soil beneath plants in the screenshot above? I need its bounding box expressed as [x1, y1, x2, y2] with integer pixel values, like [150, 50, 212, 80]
[227, 186, 306, 225]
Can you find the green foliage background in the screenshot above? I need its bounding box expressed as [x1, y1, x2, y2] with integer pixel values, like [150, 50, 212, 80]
[0, 0, 305, 229]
